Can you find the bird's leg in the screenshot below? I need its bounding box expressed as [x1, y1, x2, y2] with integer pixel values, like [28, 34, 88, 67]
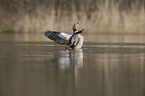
[65, 39, 69, 49]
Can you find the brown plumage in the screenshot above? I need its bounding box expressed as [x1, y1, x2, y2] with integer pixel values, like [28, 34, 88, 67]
[72, 22, 80, 33]
[65, 22, 80, 45]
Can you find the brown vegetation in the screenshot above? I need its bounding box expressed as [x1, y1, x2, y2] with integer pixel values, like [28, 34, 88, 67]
[0, 0, 145, 34]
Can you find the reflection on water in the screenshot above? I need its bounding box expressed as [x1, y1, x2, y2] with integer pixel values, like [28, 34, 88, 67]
[0, 40, 145, 96]
[58, 49, 83, 69]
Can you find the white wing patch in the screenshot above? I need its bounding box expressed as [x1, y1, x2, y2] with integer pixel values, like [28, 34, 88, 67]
[59, 33, 72, 40]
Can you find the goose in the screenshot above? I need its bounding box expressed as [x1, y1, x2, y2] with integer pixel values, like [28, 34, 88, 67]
[44, 22, 84, 49]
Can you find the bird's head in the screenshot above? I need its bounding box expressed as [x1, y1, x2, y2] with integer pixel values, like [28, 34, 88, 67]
[72, 22, 80, 33]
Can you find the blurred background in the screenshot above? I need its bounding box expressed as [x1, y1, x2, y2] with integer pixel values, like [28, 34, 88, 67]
[0, 1, 145, 96]
[0, 0, 145, 42]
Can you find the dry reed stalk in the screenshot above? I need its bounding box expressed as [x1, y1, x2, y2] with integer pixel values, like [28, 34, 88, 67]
[13, 4, 145, 34]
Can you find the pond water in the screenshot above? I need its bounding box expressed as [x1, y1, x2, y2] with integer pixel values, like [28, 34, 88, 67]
[0, 33, 145, 96]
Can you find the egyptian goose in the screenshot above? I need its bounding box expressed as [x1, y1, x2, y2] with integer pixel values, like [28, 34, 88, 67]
[44, 22, 84, 49]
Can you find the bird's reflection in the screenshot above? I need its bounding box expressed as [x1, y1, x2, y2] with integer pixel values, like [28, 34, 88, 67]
[58, 49, 83, 69]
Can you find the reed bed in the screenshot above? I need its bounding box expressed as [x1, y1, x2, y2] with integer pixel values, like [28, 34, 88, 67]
[0, 0, 145, 34]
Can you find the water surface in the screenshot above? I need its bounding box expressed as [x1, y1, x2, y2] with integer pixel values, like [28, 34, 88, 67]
[0, 40, 145, 96]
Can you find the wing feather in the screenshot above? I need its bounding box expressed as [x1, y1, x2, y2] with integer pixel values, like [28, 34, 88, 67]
[44, 30, 71, 45]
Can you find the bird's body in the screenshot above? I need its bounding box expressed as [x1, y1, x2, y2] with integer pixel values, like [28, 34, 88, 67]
[44, 29, 84, 49]
[74, 34, 83, 49]
[44, 22, 84, 49]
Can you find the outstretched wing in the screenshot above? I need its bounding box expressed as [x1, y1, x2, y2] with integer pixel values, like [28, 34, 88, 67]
[44, 30, 71, 45]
